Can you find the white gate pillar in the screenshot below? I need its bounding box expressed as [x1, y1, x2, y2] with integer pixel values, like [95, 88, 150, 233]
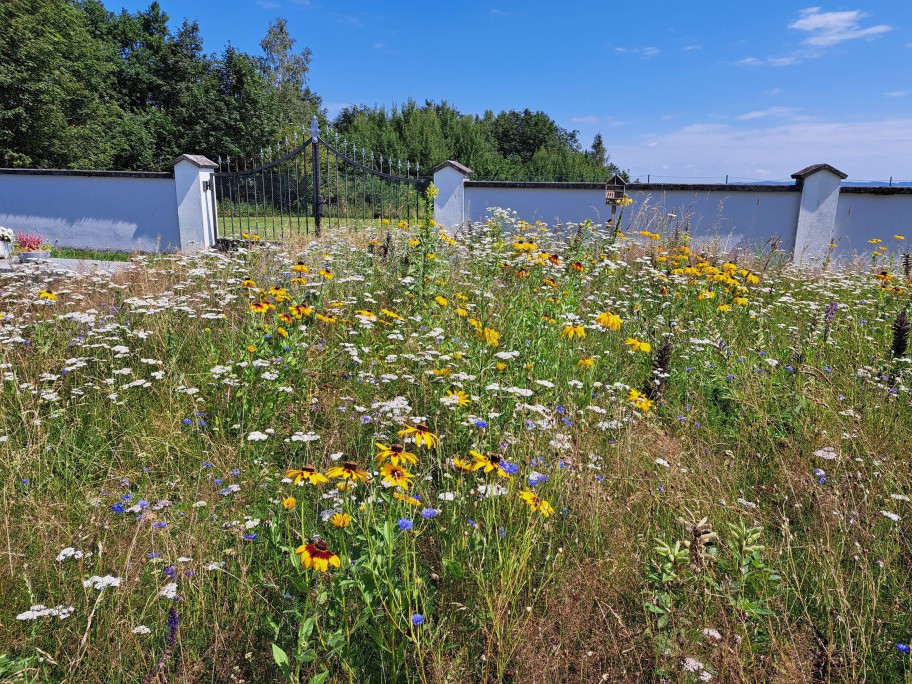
[172, 154, 219, 252]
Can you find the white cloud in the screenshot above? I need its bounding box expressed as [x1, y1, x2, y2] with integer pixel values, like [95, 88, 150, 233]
[766, 88, 782, 96]
[885, 91, 908, 97]
[682, 45, 702, 52]
[570, 115, 624, 127]
[737, 55, 801, 67]
[736, 106, 799, 121]
[788, 7, 891, 47]
[614, 46, 660, 58]
[610, 118, 912, 180]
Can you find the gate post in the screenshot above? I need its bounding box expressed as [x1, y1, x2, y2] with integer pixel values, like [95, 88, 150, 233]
[171, 154, 219, 252]
[790, 163, 846, 265]
[310, 116, 322, 237]
[432, 161, 472, 231]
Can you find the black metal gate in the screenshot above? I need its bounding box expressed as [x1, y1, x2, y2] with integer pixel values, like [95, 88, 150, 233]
[213, 117, 430, 242]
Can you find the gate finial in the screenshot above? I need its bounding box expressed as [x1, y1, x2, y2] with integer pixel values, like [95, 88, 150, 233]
[309, 115, 320, 142]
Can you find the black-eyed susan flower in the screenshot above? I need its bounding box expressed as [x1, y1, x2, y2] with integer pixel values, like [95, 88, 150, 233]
[452, 457, 474, 472]
[479, 327, 500, 347]
[292, 261, 310, 273]
[289, 304, 313, 319]
[286, 465, 329, 486]
[470, 450, 512, 478]
[624, 337, 652, 353]
[295, 539, 340, 572]
[319, 268, 334, 279]
[577, 357, 595, 368]
[326, 461, 370, 482]
[398, 424, 437, 449]
[241, 278, 256, 288]
[375, 443, 418, 466]
[380, 308, 401, 319]
[37, 289, 57, 301]
[519, 490, 554, 517]
[626, 388, 654, 412]
[562, 324, 586, 339]
[434, 295, 448, 307]
[595, 311, 622, 330]
[442, 389, 470, 407]
[282, 496, 297, 510]
[330, 512, 352, 528]
[380, 463, 415, 489]
[250, 301, 273, 313]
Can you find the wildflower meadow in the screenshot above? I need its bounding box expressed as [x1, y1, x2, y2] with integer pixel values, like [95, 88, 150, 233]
[2, 196, 912, 683]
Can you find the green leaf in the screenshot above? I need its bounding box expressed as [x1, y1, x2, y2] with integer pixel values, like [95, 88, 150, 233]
[308, 671, 329, 684]
[443, 558, 464, 579]
[271, 643, 291, 678]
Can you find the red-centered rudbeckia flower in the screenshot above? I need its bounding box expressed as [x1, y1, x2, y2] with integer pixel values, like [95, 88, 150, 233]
[375, 443, 418, 466]
[326, 461, 370, 482]
[286, 464, 329, 486]
[295, 539, 341, 572]
[397, 424, 437, 449]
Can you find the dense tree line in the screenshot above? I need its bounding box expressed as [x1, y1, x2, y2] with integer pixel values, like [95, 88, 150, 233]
[0, 0, 622, 180]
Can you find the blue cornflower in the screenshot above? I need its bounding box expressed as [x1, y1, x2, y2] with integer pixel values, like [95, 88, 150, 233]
[152, 521, 167, 529]
[897, 643, 910, 653]
[497, 527, 506, 538]
[411, 613, 425, 626]
[555, 406, 566, 413]
[111, 503, 125, 514]
[229, 468, 241, 477]
[473, 419, 489, 428]
[121, 493, 132, 501]
[202, 462, 213, 469]
[467, 519, 477, 528]
[182, 418, 192, 425]
[244, 534, 257, 541]
[163, 565, 177, 579]
[500, 461, 520, 476]
[137, 500, 149, 510]
[420, 508, 438, 519]
[813, 468, 826, 485]
[528, 473, 548, 487]
[397, 518, 413, 531]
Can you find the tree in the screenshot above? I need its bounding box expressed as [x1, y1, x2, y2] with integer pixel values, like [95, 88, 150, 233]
[591, 133, 607, 167]
[258, 18, 321, 132]
[0, 0, 126, 168]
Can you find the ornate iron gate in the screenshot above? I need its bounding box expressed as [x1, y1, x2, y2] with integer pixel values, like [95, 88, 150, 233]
[213, 117, 430, 242]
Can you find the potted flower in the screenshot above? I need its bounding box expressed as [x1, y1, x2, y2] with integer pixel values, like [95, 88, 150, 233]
[16, 231, 51, 261]
[0, 226, 13, 260]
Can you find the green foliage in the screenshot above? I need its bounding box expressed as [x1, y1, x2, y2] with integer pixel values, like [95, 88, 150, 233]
[1, 2, 624, 179]
[0, 1, 310, 170]
[333, 100, 624, 182]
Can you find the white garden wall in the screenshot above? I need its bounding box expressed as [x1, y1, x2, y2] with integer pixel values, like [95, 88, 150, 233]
[835, 190, 912, 254]
[435, 161, 912, 264]
[0, 155, 218, 253]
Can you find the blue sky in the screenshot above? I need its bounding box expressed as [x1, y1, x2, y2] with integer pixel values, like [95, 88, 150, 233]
[116, 1, 912, 181]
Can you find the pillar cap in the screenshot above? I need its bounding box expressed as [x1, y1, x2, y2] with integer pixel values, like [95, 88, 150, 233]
[430, 160, 473, 176]
[171, 154, 218, 169]
[791, 163, 847, 185]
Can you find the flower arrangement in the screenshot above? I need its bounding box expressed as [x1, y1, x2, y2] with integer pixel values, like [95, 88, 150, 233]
[0, 226, 13, 243]
[16, 231, 46, 252]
